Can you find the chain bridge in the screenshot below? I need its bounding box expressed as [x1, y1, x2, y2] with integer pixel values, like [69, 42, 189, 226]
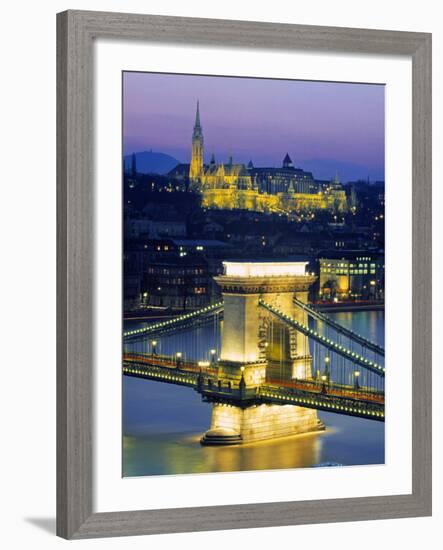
[123, 261, 384, 445]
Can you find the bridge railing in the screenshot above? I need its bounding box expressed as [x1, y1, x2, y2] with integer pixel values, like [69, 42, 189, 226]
[123, 352, 218, 376]
[259, 385, 384, 421]
[193, 377, 384, 420]
[266, 377, 384, 405]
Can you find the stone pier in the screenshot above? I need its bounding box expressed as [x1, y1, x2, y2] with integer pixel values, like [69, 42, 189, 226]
[201, 402, 323, 445]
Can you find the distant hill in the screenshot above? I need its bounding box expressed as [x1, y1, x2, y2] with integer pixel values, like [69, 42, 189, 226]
[299, 159, 384, 184]
[124, 151, 181, 175]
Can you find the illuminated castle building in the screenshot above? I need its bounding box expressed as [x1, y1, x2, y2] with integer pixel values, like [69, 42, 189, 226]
[170, 102, 348, 213]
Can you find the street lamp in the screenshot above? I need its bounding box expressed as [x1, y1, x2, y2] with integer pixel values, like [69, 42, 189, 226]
[151, 340, 157, 356]
[323, 356, 330, 383]
[210, 348, 216, 365]
[176, 351, 182, 368]
[321, 374, 328, 394]
[353, 370, 360, 390]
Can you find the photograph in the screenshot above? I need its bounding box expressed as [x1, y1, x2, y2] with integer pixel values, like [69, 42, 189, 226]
[0, 1, 435, 544]
[121, 71, 385, 477]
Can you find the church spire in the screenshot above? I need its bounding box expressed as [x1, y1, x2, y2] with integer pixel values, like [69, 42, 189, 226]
[192, 100, 203, 141]
[195, 100, 201, 128]
[190, 100, 204, 182]
[283, 153, 293, 169]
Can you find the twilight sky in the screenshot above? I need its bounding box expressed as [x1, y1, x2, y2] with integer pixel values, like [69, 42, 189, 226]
[123, 71, 385, 181]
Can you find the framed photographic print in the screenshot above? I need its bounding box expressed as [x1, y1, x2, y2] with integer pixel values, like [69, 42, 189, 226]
[57, 10, 432, 539]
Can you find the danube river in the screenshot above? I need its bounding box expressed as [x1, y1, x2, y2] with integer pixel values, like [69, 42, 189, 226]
[123, 310, 385, 477]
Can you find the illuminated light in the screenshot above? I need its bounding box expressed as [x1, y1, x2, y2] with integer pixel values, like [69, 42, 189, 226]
[210, 349, 216, 355]
[176, 352, 182, 359]
[223, 261, 308, 278]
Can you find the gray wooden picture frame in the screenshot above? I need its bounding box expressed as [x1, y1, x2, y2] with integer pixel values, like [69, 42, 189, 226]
[57, 9, 432, 539]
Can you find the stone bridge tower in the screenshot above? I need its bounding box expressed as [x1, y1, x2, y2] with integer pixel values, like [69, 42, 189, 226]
[216, 261, 316, 383]
[201, 261, 324, 445]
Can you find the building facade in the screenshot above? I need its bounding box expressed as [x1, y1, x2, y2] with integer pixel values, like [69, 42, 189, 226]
[318, 251, 384, 301]
[142, 253, 210, 310]
[180, 102, 348, 214]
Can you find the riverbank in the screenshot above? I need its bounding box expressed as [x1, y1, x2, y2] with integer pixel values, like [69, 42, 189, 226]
[314, 301, 384, 313]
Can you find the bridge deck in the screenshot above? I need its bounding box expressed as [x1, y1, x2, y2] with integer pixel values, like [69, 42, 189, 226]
[123, 354, 384, 422]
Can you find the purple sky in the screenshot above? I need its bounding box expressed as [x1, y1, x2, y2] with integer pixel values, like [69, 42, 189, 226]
[123, 71, 385, 180]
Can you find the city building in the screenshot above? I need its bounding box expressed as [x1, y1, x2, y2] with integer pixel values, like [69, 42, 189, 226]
[168, 102, 348, 214]
[124, 218, 187, 239]
[124, 238, 211, 310]
[142, 253, 211, 310]
[318, 251, 384, 301]
[123, 271, 142, 312]
[249, 153, 318, 194]
[123, 235, 249, 311]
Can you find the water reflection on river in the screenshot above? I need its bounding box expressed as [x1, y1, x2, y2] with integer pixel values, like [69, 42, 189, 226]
[123, 310, 385, 477]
